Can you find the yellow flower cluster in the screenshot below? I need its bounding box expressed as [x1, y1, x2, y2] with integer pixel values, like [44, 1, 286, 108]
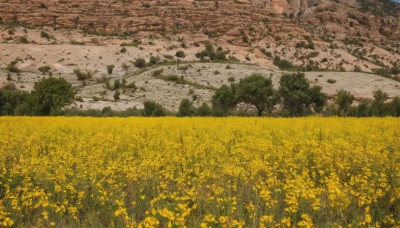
[0, 117, 399, 227]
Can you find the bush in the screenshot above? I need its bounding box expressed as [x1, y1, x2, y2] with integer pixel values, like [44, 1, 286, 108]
[327, 79, 337, 84]
[114, 91, 120, 101]
[74, 69, 94, 81]
[196, 102, 213, 116]
[195, 44, 228, 61]
[32, 77, 75, 115]
[134, 58, 146, 68]
[336, 90, 354, 116]
[127, 82, 137, 91]
[142, 101, 166, 116]
[40, 31, 52, 40]
[178, 99, 196, 116]
[107, 65, 115, 75]
[354, 65, 362, 72]
[148, 56, 160, 66]
[175, 51, 186, 58]
[273, 57, 293, 70]
[38, 65, 51, 75]
[6, 60, 20, 73]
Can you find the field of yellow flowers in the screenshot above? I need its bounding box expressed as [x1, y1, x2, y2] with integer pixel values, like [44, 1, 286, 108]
[0, 117, 399, 227]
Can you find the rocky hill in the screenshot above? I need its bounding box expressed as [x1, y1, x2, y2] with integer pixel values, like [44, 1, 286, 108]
[0, 0, 399, 111]
[0, 0, 398, 41]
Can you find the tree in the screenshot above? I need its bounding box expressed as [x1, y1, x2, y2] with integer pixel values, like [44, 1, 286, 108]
[357, 100, 371, 117]
[31, 77, 75, 115]
[196, 102, 213, 116]
[235, 74, 276, 116]
[0, 90, 30, 116]
[178, 99, 196, 116]
[278, 73, 327, 116]
[371, 89, 388, 116]
[389, 96, 400, 117]
[142, 100, 166, 116]
[336, 89, 354, 116]
[211, 85, 236, 116]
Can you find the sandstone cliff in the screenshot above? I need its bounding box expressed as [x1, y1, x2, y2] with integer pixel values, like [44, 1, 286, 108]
[0, 0, 398, 42]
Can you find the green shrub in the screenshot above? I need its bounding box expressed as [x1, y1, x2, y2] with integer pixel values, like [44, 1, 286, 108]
[175, 51, 186, 58]
[142, 101, 166, 116]
[273, 57, 293, 70]
[74, 69, 94, 81]
[107, 65, 115, 75]
[114, 91, 120, 101]
[178, 99, 196, 116]
[38, 65, 51, 75]
[134, 58, 146, 68]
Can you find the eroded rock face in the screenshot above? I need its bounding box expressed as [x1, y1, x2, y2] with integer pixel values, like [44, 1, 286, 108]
[0, 0, 320, 33]
[0, 0, 398, 41]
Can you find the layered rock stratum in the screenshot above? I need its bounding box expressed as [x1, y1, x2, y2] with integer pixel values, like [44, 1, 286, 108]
[0, 0, 398, 41]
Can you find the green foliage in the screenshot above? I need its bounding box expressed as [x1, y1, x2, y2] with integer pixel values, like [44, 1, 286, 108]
[389, 96, 400, 117]
[336, 90, 354, 116]
[40, 31, 53, 40]
[175, 51, 186, 58]
[31, 77, 75, 115]
[142, 101, 166, 117]
[371, 89, 389, 116]
[38, 65, 51, 75]
[196, 102, 213, 116]
[74, 69, 94, 81]
[354, 65, 362, 72]
[295, 39, 315, 50]
[134, 58, 146, 68]
[113, 91, 120, 101]
[195, 44, 228, 61]
[6, 60, 20, 73]
[107, 65, 115, 75]
[359, 0, 398, 17]
[127, 82, 137, 91]
[327, 79, 337, 84]
[278, 73, 327, 116]
[0, 90, 30, 115]
[273, 57, 294, 70]
[211, 85, 236, 116]
[148, 56, 160, 66]
[178, 99, 196, 117]
[235, 74, 277, 116]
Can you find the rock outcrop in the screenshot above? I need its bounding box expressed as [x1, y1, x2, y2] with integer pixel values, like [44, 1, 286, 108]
[0, 0, 398, 41]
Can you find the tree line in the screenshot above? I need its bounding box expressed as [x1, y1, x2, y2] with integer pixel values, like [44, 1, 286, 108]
[1, 73, 400, 117]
